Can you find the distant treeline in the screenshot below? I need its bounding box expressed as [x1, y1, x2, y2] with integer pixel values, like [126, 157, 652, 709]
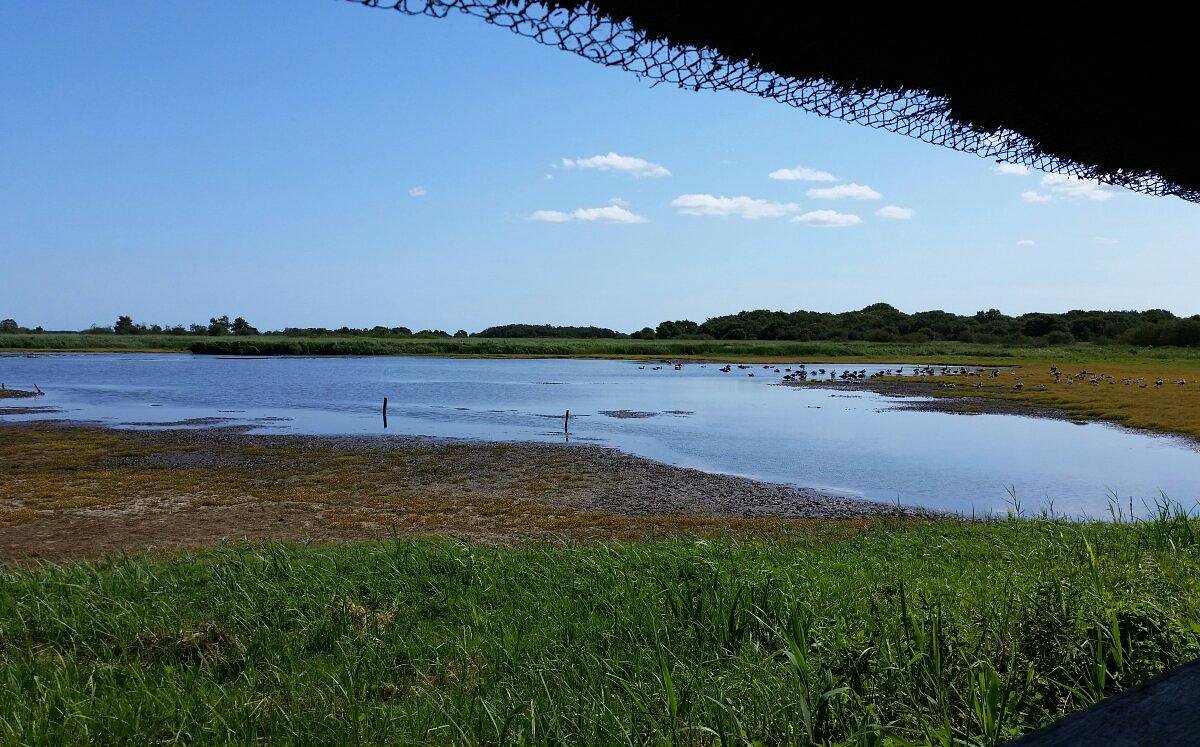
[472, 324, 623, 339]
[4, 304, 1200, 347]
[655, 304, 1200, 347]
[0, 316, 469, 340]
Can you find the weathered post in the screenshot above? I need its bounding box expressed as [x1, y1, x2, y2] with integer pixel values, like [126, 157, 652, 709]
[383, 397, 388, 429]
[564, 409, 570, 436]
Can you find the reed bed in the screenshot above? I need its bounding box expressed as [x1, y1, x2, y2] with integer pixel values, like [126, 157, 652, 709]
[7, 332, 1200, 364]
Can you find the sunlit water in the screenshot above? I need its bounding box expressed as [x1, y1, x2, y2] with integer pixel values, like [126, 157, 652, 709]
[2, 353, 1198, 517]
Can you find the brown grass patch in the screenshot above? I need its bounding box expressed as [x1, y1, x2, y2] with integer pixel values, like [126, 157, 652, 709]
[0, 423, 888, 561]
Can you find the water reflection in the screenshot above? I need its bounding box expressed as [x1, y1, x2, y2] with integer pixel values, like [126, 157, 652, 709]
[1, 353, 1197, 517]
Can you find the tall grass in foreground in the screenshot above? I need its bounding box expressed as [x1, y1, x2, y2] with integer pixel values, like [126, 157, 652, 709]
[2, 517, 1199, 744]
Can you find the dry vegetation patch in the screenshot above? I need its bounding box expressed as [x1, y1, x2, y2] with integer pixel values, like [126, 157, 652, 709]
[0, 423, 908, 561]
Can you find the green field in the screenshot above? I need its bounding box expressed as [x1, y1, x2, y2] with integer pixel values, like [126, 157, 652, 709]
[4, 332, 1200, 364]
[2, 516, 1198, 744]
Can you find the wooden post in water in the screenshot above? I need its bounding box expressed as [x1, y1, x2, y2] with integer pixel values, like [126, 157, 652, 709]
[382, 397, 388, 429]
[564, 409, 570, 436]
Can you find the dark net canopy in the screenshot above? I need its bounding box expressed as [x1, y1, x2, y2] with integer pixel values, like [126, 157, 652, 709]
[353, 1, 1200, 202]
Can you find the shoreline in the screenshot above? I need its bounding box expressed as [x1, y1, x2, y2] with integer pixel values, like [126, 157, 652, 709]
[0, 420, 938, 561]
[783, 377, 1200, 451]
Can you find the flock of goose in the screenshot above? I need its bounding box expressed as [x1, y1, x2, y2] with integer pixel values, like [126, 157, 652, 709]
[638, 361, 873, 381]
[634, 361, 1188, 391]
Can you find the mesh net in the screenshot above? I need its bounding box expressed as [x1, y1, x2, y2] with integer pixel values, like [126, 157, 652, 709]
[352, 0, 1196, 202]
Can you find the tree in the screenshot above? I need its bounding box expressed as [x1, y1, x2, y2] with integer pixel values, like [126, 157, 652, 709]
[113, 315, 137, 335]
[0, 319, 18, 333]
[655, 319, 700, 339]
[1020, 313, 1066, 338]
[453, 329, 468, 338]
[230, 317, 258, 335]
[208, 315, 232, 336]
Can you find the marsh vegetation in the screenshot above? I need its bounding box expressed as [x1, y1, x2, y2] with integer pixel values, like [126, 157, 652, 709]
[2, 515, 1199, 744]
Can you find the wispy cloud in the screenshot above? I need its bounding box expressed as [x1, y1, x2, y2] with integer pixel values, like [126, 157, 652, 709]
[528, 202, 647, 224]
[875, 205, 915, 220]
[994, 163, 1030, 176]
[560, 152, 670, 178]
[670, 194, 800, 219]
[1093, 236, 1120, 245]
[408, 186, 427, 197]
[768, 165, 836, 182]
[793, 210, 861, 228]
[806, 183, 883, 200]
[1016, 239, 1036, 247]
[1041, 174, 1115, 201]
[1021, 190, 1053, 204]
[572, 205, 647, 223]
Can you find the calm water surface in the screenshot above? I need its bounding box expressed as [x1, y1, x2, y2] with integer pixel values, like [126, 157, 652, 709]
[3, 353, 1198, 517]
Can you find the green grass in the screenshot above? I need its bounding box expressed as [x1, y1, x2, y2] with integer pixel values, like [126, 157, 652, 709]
[5, 332, 1200, 364]
[0, 333, 195, 353]
[3, 516, 1199, 744]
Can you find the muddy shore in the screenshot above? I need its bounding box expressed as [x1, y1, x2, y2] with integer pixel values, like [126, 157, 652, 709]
[0, 421, 935, 561]
[783, 378, 1084, 421]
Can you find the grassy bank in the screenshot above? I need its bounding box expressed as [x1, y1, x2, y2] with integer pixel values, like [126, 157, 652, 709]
[0, 333, 195, 353]
[2, 518, 1199, 744]
[868, 360, 1200, 443]
[5, 332, 1200, 364]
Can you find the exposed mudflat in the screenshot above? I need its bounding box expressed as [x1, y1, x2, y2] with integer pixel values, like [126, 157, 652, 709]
[0, 421, 935, 561]
[0, 388, 41, 399]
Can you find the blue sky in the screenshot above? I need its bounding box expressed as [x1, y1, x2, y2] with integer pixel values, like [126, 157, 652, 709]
[3, 1, 1198, 332]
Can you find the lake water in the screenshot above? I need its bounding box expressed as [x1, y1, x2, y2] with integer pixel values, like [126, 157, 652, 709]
[3, 353, 1198, 517]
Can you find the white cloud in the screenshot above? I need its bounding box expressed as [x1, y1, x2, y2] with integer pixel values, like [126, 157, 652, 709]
[1021, 190, 1053, 204]
[1016, 239, 1036, 247]
[875, 205, 915, 220]
[768, 165, 836, 182]
[1093, 236, 1119, 245]
[994, 163, 1030, 176]
[1040, 173, 1115, 201]
[670, 194, 800, 219]
[408, 186, 427, 197]
[571, 205, 647, 223]
[793, 210, 861, 228]
[806, 182, 883, 200]
[560, 152, 670, 178]
[528, 203, 647, 224]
